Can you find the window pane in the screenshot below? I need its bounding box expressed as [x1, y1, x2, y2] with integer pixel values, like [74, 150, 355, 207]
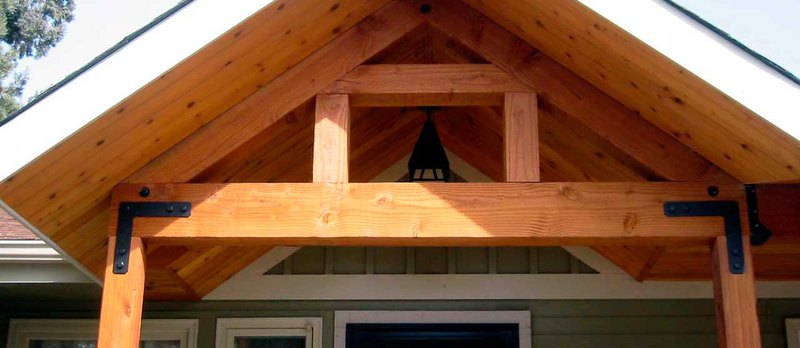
[29, 340, 96, 348]
[234, 336, 306, 348]
[28, 340, 179, 348]
[141, 340, 181, 348]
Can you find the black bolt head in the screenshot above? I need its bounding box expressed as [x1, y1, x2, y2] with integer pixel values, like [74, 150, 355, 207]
[115, 261, 125, 269]
[733, 262, 742, 269]
[118, 248, 127, 255]
[707, 185, 719, 197]
[180, 205, 188, 213]
[420, 4, 431, 13]
[667, 205, 677, 213]
[139, 187, 150, 198]
[681, 205, 690, 213]
[731, 248, 740, 256]
[166, 205, 175, 213]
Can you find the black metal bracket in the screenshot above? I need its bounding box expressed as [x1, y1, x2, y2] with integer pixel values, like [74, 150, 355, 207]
[745, 184, 772, 246]
[114, 201, 191, 274]
[663, 201, 744, 274]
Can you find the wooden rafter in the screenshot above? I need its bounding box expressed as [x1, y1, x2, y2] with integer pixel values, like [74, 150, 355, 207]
[457, 0, 800, 182]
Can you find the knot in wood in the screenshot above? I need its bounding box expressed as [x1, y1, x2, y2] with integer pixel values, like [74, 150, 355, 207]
[623, 213, 638, 234]
[321, 211, 334, 224]
[375, 194, 394, 208]
[559, 185, 580, 201]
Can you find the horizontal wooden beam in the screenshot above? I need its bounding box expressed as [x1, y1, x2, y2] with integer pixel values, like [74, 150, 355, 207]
[322, 64, 531, 106]
[112, 183, 744, 246]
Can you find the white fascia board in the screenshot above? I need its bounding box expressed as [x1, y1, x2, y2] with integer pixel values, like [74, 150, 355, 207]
[562, 246, 626, 274]
[0, 262, 92, 283]
[577, 0, 800, 141]
[0, 0, 275, 181]
[203, 274, 800, 300]
[0, 240, 62, 261]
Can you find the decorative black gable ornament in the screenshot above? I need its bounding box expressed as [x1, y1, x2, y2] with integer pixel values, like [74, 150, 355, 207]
[408, 108, 450, 182]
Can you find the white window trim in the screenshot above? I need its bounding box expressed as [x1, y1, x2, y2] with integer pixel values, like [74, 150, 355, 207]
[334, 311, 531, 348]
[215, 318, 322, 348]
[788, 319, 800, 348]
[6, 319, 198, 348]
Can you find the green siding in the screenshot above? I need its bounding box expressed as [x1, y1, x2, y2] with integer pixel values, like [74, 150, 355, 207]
[270, 246, 597, 275]
[2, 295, 799, 348]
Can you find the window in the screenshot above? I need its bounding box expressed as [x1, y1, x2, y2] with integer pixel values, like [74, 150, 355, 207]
[215, 318, 322, 348]
[6, 319, 198, 348]
[333, 311, 531, 348]
[788, 319, 800, 348]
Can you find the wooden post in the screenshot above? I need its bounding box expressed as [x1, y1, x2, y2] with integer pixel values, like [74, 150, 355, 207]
[314, 94, 350, 182]
[711, 236, 761, 348]
[504, 92, 540, 182]
[98, 236, 146, 348]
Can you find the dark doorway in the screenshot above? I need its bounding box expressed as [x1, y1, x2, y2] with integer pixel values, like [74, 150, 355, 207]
[345, 323, 519, 348]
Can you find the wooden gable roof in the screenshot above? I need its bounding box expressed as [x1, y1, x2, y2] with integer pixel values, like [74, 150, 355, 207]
[0, 0, 799, 300]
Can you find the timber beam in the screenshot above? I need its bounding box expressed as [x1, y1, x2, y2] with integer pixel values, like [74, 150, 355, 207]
[322, 64, 531, 106]
[111, 182, 745, 246]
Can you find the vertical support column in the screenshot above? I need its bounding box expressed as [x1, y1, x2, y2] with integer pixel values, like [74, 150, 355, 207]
[98, 236, 146, 348]
[711, 236, 761, 348]
[504, 92, 540, 182]
[313, 94, 351, 183]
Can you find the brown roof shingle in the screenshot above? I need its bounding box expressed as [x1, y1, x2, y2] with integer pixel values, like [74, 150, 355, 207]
[0, 209, 37, 240]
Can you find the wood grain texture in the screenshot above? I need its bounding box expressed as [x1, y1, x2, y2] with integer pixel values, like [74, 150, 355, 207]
[314, 94, 351, 183]
[408, 0, 732, 183]
[459, 0, 800, 182]
[0, 0, 387, 241]
[322, 64, 531, 106]
[8, 1, 423, 300]
[98, 237, 145, 348]
[504, 92, 540, 182]
[111, 182, 744, 246]
[712, 236, 761, 348]
[129, 2, 423, 183]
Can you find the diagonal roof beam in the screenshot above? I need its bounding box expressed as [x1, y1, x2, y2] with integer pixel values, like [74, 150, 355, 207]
[407, 0, 734, 183]
[457, 0, 800, 182]
[129, 2, 425, 183]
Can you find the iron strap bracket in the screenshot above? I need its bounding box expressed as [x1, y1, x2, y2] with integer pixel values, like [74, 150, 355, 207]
[114, 201, 192, 274]
[663, 201, 744, 274]
[745, 184, 772, 246]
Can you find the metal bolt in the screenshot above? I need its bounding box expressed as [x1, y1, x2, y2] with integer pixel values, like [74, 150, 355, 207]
[123, 205, 131, 213]
[139, 187, 150, 198]
[732, 248, 740, 256]
[707, 186, 719, 197]
[681, 205, 690, 213]
[180, 205, 188, 213]
[420, 3, 431, 13]
[115, 261, 125, 269]
[118, 248, 127, 255]
[166, 205, 174, 213]
[733, 262, 742, 269]
[667, 205, 677, 213]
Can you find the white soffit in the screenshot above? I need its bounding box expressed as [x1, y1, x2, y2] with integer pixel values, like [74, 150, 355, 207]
[0, 0, 275, 181]
[577, 0, 800, 141]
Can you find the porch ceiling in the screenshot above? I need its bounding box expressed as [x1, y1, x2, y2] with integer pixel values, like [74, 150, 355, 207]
[0, 0, 799, 300]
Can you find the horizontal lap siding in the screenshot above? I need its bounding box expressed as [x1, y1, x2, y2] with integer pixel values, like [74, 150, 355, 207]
[2, 296, 799, 348]
[268, 246, 597, 275]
